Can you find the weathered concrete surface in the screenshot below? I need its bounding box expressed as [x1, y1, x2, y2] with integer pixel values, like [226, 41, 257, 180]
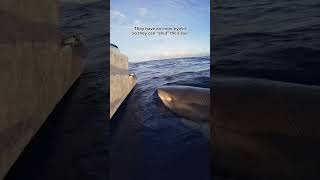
[0, 0, 84, 179]
[110, 48, 136, 119]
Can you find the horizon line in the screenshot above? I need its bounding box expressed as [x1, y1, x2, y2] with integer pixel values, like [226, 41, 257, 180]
[129, 54, 210, 63]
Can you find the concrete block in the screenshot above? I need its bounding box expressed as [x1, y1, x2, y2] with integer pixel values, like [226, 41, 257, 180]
[110, 48, 136, 119]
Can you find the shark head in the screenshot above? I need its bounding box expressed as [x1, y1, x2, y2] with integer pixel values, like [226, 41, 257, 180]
[157, 86, 210, 122]
[157, 86, 177, 109]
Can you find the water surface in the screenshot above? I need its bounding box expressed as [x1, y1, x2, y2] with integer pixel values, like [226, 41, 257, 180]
[110, 57, 211, 180]
[214, 0, 320, 85]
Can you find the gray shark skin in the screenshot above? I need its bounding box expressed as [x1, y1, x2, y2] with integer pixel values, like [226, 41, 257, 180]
[157, 86, 210, 122]
[212, 77, 320, 179]
[213, 77, 320, 136]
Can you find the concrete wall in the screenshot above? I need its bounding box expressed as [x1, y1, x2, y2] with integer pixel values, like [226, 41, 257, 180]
[0, 0, 83, 179]
[110, 48, 136, 119]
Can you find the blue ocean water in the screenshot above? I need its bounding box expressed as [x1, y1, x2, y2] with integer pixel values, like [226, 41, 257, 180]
[110, 57, 211, 180]
[214, 0, 320, 85]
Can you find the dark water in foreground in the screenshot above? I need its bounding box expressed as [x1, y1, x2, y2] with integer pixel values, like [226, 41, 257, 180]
[214, 0, 320, 85]
[5, 1, 109, 180]
[110, 57, 211, 180]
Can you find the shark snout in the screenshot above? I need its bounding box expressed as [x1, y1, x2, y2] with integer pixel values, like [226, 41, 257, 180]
[157, 88, 173, 102]
[157, 87, 175, 109]
[157, 85, 210, 122]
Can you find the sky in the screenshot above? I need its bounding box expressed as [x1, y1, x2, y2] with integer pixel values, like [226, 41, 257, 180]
[111, 0, 210, 62]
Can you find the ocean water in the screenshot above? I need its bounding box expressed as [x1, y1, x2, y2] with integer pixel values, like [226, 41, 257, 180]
[110, 57, 211, 180]
[5, 1, 109, 180]
[214, 0, 320, 85]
